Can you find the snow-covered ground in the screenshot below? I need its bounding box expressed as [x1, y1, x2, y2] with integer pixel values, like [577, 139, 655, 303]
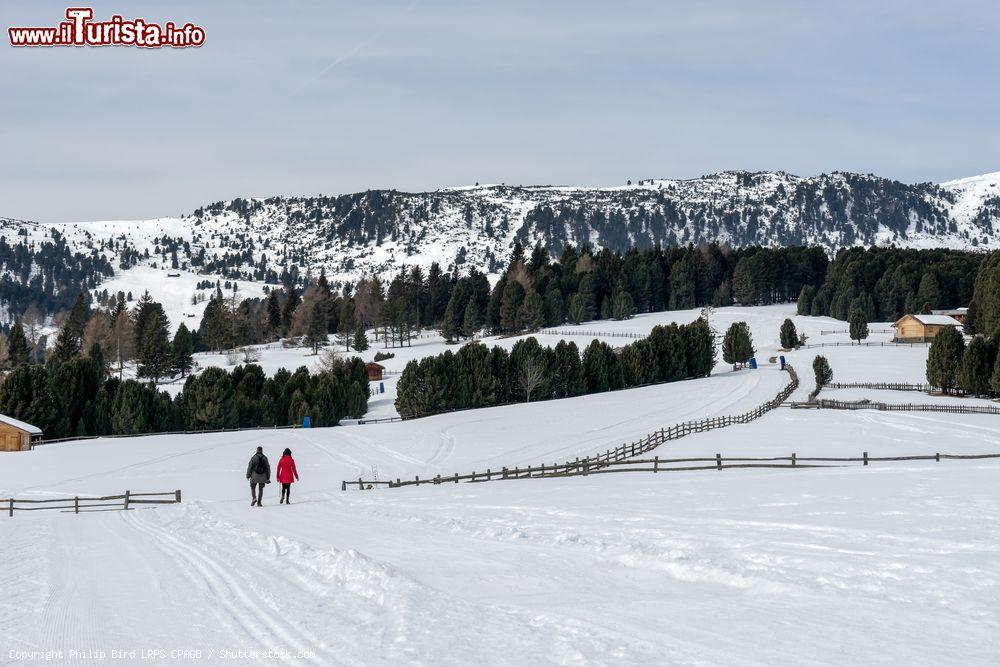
[2, 306, 998, 665]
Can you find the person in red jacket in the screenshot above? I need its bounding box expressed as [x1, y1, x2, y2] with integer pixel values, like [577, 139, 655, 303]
[276, 448, 299, 504]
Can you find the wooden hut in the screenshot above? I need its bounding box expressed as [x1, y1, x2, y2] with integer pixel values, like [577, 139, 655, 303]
[0, 414, 42, 452]
[892, 314, 963, 343]
[365, 362, 385, 382]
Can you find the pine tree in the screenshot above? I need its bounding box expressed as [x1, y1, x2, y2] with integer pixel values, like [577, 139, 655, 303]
[306, 302, 329, 354]
[779, 318, 798, 349]
[518, 290, 544, 331]
[611, 285, 636, 320]
[722, 322, 754, 369]
[812, 355, 833, 389]
[916, 272, 941, 311]
[797, 285, 816, 315]
[336, 299, 355, 351]
[353, 322, 369, 352]
[991, 349, 1000, 395]
[282, 286, 300, 332]
[87, 341, 107, 380]
[136, 311, 171, 381]
[6, 321, 29, 367]
[441, 292, 462, 343]
[50, 323, 82, 367]
[266, 289, 282, 335]
[568, 294, 585, 325]
[462, 298, 482, 339]
[957, 336, 993, 396]
[172, 323, 194, 377]
[926, 326, 965, 393]
[848, 311, 869, 344]
[968, 251, 1000, 335]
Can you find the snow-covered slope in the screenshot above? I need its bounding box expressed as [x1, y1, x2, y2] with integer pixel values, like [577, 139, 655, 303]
[3, 171, 999, 304]
[2, 310, 997, 664]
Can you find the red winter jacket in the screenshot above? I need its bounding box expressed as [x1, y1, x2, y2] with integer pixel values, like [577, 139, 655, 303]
[276, 455, 299, 484]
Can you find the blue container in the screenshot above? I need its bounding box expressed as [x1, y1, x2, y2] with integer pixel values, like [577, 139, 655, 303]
[749, 357, 757, 369]
[302, 415, 311, 429]
[379, 381, 385, 394]
[779, 355, 786, 369]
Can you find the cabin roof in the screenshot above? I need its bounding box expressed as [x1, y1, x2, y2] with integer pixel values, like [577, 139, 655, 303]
[893, 314, 964, 327]
[0, 414, 42, 435]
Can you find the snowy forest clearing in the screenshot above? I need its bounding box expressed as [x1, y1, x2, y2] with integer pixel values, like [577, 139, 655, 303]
[2, 306, 998, 665]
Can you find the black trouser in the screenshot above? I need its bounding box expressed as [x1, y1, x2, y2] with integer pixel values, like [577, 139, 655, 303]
[280, 483, 291, 503]
[251, 482, 265, 505]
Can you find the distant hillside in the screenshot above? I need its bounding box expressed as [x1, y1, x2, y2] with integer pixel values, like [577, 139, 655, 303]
[0, 170, 997, 322]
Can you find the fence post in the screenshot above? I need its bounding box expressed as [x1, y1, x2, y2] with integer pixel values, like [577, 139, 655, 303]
[584, 457, 590, 476]
[653, 456, 659, 473]
[935, 452, 940, 462]
[9, 498, 13, 517]
[791, 453, 796, 467]
[415, 475, 420, 486]
[175, 490, 182, 503]
[358, 478, 364, 490]
[863, 451, 868, 466]
[454, 473, 459, 483]
[486, 469, 491, 480]
[434, 474, 441, 485]
[502, 467, 508, 480]
[341, 480, 346, 491]
[75, 496, 79, 514]
[123, 490, 131, 511]
[716, 453, 722, 471]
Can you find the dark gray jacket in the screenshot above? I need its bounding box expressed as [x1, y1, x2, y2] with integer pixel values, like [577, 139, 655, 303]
[247, 452, 270, 479]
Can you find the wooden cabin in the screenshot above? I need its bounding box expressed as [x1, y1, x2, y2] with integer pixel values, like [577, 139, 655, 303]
[0, 414, 42, 452]
[892, 314, 963, 343]
[366, 362, 385, 382]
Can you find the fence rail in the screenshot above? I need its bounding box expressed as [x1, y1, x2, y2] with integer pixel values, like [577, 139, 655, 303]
[816, 399, 1000, 415]
[819, 329, 894, 335]
[342, 451, 999, 490]
[539, 328, 644, 339]
[797, 340, 926, 349]
[344, 365, 800, 490]
[824, 381, 939, 392]
[5, 490, 182, 517]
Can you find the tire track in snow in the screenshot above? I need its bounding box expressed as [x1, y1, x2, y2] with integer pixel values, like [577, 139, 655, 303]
[122, 510, 336, 667]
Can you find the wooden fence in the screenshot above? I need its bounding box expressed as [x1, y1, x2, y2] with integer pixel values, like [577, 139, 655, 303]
[819, 329, 894, 335]
[540, 328, 644, 339]
[5, 490, 182, 517]
[341, 452, 1000, 490]
[824, 381, 938, 392]
[798, 340, 926, 349]
[343, 365, 800, 490]
[816, 399, 1000, 415]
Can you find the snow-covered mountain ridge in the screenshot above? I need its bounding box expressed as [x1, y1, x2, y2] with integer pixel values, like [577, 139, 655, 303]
[3, 170, 999, 296]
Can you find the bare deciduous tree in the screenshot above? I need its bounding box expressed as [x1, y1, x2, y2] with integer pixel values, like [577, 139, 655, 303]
[518, 358, 545, 402]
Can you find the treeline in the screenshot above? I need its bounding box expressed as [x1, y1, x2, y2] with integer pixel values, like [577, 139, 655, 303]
[395, 319, 716, 417]
[0, 353, 369, 439]
[798, 247, 982, 322]
[925, 326, 1000, 396]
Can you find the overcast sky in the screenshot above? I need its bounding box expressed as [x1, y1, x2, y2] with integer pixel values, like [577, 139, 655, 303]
[1, 0, 998, 222]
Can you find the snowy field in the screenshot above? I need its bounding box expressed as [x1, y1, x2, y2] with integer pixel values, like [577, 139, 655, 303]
[2, 306, 998, 666]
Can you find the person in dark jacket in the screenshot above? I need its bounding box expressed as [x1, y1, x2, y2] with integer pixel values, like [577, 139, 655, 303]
[275, 448, 299, 504]
[246, 446, 270, 506]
